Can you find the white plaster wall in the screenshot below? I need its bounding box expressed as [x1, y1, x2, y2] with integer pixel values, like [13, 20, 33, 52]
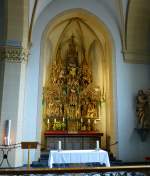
[29, 0, 53, 26]
[117, 59, 150, 161]
[14, 63, 26, 166]
[22, 45, 40, 163]
[23, 0, 150, 163]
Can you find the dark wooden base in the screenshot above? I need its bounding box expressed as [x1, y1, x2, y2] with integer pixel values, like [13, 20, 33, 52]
[44, 131, 103, 150]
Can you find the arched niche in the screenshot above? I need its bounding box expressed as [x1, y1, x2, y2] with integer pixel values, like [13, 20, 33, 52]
[40, 9, 116, 151]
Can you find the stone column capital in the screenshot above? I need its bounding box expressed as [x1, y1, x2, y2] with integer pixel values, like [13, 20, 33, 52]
[0, 46, 29, 63]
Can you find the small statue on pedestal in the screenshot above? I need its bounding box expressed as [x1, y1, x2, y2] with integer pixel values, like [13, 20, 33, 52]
[136, 90, 148, 129]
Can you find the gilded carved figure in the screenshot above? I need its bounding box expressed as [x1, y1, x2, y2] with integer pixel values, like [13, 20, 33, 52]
[87, 102, 97, 118]
[136, 89, 150, 129]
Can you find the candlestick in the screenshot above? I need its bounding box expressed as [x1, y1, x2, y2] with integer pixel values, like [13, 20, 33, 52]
[4, 137, 7, 145]
[58, 141, 62, 151]
[47, 119, 50, 124]
[5, 120, 11, 145]
[47, 119, 50, 130]
[4, 136, 11, 145]
[96, 140, 99, 150]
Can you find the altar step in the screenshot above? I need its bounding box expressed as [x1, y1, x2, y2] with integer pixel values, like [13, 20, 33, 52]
[40, 151, 49, 160]
[31, 150, 150, 168]
[31, 151, 49, 167]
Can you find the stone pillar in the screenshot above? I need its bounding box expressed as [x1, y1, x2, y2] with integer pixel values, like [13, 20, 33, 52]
[0, 46, 29, 167]
[0, 0, 7, 124]
[0, 0, 29, 167]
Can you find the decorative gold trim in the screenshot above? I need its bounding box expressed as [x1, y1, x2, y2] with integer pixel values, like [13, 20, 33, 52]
[0, 46, 29, 63]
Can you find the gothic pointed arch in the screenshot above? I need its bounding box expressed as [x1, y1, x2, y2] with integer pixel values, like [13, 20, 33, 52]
[40, 9, 115, 151]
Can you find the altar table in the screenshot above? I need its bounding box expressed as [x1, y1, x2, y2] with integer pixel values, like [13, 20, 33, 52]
[48, 149, 110, 168]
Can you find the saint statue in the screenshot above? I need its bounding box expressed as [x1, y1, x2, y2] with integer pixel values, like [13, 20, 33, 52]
[87, 102, 97, 118]
[136, 90, 148, 128]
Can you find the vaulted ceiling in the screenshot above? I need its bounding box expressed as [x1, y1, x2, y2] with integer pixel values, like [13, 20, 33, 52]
[29, 0, 150, 63]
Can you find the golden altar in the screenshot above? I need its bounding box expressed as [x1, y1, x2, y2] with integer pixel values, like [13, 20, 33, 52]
[42, 34, 105, 146]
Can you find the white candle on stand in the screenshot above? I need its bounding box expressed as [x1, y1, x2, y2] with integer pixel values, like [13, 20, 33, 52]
[47, 119, 50, 124]
[96, 140, 99, 150]
[5, 120, 11, 145]
[58, 141, 62, 150]
[4, 137, 7, 145]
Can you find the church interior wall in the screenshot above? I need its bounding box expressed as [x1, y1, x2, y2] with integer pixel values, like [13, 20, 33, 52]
[116, 56, 150, 161]
[22, 0, 150, 164]
[23, 0, 119, 164]
[0, 0, 150, 167]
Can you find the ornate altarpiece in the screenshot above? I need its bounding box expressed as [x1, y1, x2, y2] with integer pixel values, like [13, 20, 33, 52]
[43, 35, 105, 133]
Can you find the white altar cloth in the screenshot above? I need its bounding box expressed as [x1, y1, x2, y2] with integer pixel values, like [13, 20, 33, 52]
[48, 149, 110, 168]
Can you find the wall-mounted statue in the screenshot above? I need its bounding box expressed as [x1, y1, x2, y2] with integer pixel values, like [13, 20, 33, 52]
[136, 89, 150, 129]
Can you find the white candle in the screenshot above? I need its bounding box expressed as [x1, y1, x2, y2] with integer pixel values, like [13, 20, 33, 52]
[54, 118, 56, 123]
[5, 120, 11, 145]
[96, 140, 99, 150]
[58, 141, 62, 150]
[47, 119, 50, 124]
[4, 136, 11, 145]
[63, 117, 65, 122]
[4, 137, 7, 145]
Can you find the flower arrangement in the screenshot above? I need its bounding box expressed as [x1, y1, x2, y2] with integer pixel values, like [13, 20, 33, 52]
[53, 121, 66, 131]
